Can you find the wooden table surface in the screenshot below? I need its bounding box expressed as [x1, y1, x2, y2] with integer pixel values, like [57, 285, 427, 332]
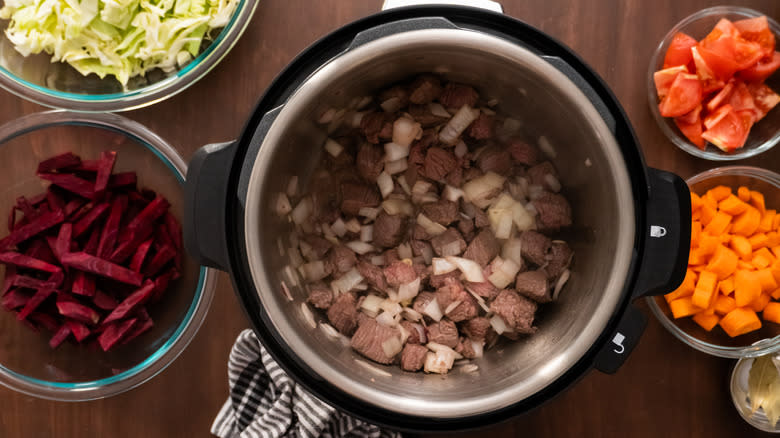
[1, 0, 779, 436]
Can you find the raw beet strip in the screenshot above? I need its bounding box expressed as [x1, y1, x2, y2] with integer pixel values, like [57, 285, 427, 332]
[129, 238, 153, 272]
[108, 172, 137, 189]
[56, 301, 100, 325]
[94, 151, 117, 194]
[38, 173, 95, 199]
[93, 290, 118, 310]
[1, 289, 29, 310]
[63, 199, 86, 217]
[103, 280, 154, 324]
[110, 224, 154, 264]
[151, 268, 176, 302]
[66, 320, 91, 342]
[29, 312, 59, 332]
[61, 252, 143, 286]
[52, 223, 72, 261]
[72, 202, 109, 238]
[0, 210, 64, 251]
[83, 227, 101, 255]
[71, 271, 95, 297]
[1, 266, 15, 295]
[12, 275, 46, 290]
[17, 284, 56, 320]
[0, 252, 61, 273]
[25, 238, 58, 265]
[127, 196, 169, 233]
[16, 196, 38, 219]
[49, 324, 71, 349]
[164, 212, 182, 250]
[97, 195, 126, 259]
[121, 308, 153, 345]
[74, 159, 100, 172]
[46, 188, 65, 212]
[28, 193, 48, 206]
[37, 152, 81, 174]
[98, 318, 137, 352]
[143, 245, 176, 277]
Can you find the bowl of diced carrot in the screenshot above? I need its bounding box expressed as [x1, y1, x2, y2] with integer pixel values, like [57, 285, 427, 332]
[647, 166, 780, 358]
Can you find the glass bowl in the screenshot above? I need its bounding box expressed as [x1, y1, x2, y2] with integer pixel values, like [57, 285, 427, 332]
[647, 6, 780, 161]
[0, 111, 217, 400]
[730, 354, 780, 433]
[647, 166, 780, 358]
[0, 0, 258, 112]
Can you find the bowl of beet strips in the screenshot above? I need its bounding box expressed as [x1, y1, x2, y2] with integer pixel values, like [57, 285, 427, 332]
[0, 110, 217, 401]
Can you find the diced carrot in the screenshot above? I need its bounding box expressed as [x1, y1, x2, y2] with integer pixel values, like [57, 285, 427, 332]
[665, 269, 697, 302]
[767, 232, 780, 247]
[763, 302, 780, 324]
[738, 186, 751, 202]
[749, 232, 769, 250]
[693, 312, 720, 331]
[704, 211, 732, 235]
[715, 294, 737, 315]
[689, 248, 707, 266]
[691, 221, 702, 245]
[669, 297, 703, 319]
[771, 260, 780, 284]
[753, 247, 775, 269]
[719, 194, 749, 215]
[719, 276, 735, 295]
[774, 214, 780, 230]
[692, 210, 701, 221]
[735, 270, 762, 307]
[730, 235, 753, 260]
[700, 204, 718, 227]
[720, 307, 762, 337]
[691, 191, 703, 212]
[772, 246, 780, 259]
[732, 206, 761, 236]
[691, 265, 706, 273]
[756, 268, 778, 292]
[709, 185, 733, 201]
[698, 233, 720, 255]
[759, 209, 777, 233]
[720, 233, 733, 243]
[703, 192, 719, 209]
[751, 190, 766, 213]
[738, 260, 756, 270]
[706, 245, 738, 280]
[692, 270, 718, 308]
[751, 292, 772, 312]
[773, 288, 780, 300]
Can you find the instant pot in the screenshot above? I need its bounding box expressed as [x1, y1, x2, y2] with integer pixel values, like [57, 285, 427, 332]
[183, 2, 691, 431]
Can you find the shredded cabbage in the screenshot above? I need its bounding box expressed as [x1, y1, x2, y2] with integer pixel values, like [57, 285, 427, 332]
[0, 0, 239, 86]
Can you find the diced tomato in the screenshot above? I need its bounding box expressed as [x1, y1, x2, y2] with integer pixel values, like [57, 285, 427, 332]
[738, 51, 780, 83]
[733, 39, 764, 70]
[658, 73, 703, 117]
[701, 104, 752, 151]
[697, 41, 740, 79]
[727, 80, 758, 120]
[654, 65, 688, 99]
[677, 104, 702, 125]
[706, 79, 735, 111]
[747, 82, 780, 121]
[674, 105, 705, 148]
[691, 46, 726, 93]
[664, 32, 697, 69]
[704, 103, 733, 129]
[734, 16, 776, 58]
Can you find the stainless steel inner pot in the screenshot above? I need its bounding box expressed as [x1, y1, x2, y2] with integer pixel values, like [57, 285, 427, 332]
[242, 28, 635, 418]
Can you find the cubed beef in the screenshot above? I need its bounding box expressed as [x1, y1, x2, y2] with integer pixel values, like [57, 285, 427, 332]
[412, 291, 436, 315]
[412, 129, 440, 152]
[423, 147, 458, 182]
[357, 260, 387, 291]
[435, 279, 478, 322]
[328, 245, 357, 274]
[431, 228, 466, 257]
[507, 138, 540, 166]
[421, 200, 459, 226]
[384, 261, 417, 287]
[463, 167, 484, 182]
[462, 202, 490, 229]
[465, 279, 499, 300]
[400, 343, 429, 372]
[520, 231, 551, 266]
[412, 224, 432, 241]
[350, 318, 402, 365]
[457, 217, 474, 236]
[356, 143, 385, 181]
[445, 166, 463, 187]
[409, 74, 443, 104]
[308, 282, 333, 310]
[476, 145, 512, 175]
[426, 319, 459, 348]
[429, 271, 461, 289]
[384, 248, 400, 265]
[360, 112, 394, 144]
[467, 113, 494, 140]
[515, 270, 551, 303]
[490, 289, 537, 334]
[303, 234, 332, 260]
[400, 320, 423, 344]
[413, 263, 430, 285]
[340, 182, 381, 216]
[439, 83, 479, 109]
[379, 85, 409, 108]
[373, 211, 407, 248]
[533, 192, 572, 231]
[328, 293, 359, 336]
[527, 162, 558, 191]
[545, 241, 573, 279]
[461, 316, 491, 341]
[462, 229, 500, 267]
[455, 337, 478, 359]
[408, 104, 448, 127]
[411, 240, 433, 258]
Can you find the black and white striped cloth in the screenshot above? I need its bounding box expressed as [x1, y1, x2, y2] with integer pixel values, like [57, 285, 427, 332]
[211, 329, 403, 438]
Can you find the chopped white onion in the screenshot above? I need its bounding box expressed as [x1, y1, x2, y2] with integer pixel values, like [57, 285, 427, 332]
[439, 105, 480, 145]
[444, 300, 462, 315]
[512, 202, 535, 232]
[499, 118, 522, 139]
[288, 246, 304, 268]
[422, 298, 443, 321]
[291, 197, 313, 225]
[387, 288, 399, 302]
[376, 311, 397, 327]
[486, 98, 499, 107]
[442, 185, 464, 202]
[385, 158, 408, 175]
[358, 207, 379, 220]
[300, 303, 316, 329]
[553, 269, 571, 301]
[398, 323, 410, 344]
[402, 308, 423, 323]
[350, 111, 367, 128]
[281, 280, 293, 301]
[345, 241, 375, 255]
[471, 340, 484, 358]
[544, 174, 562, 193]
[538, 135, 557, 158]
[429, 102, 451, 118]
[524, 202, 538, 217]
[392, 117, 423, 147]
[454, 140, 468, 158]
[398, 277, 421, 302]
[490, 315, 508, 335]
[381, 97, 402, 113]
[370, 255, 386, 266]
[424, 350, 455, 374]
[381, 335, 404, 358]
[360, 225, 374, 242]
[385, 142, 410, 161]
[275, 193, 292, 216]
[417, 213, 447, 236]
[426, 342, 462, 359]
[432, 257, 457, 275]
[489, 207, 513, 239]
[397, 242, 413, 260]
[397, 175, 411, 195]
[415, 193, 439, 204]
[330, 268, 364, 295]
[301, 261, 328, 282]
[327, 109, 346, 134]
[412, 180, 433, 196]
[446, 256, 485, 282]
[502, 238, 524, 267]
[487, 257, 521, 289]
[465, 286, 491, 313]
[331, 218, 347, 237]
[382, 199, 414, 216]
[380, 299, 403, 316]
[421, 244, 434, 265]
[377, 171, 394, 198]
[354, 283, 368, 291]
[318, 107, 336, 124]
[361, 294, 384, 316]
[528, 184, 545, 200]
[439, 240, 464, 257]
[356, 96, 373, 110]
[324, 138, 344, 157]
[344, 218, 361, 233]
[462, 172, 506, 208]
[460, 364, 480, 373]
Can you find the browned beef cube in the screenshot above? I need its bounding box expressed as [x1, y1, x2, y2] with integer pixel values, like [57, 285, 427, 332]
[357, 260, 386, 291]
[411, 240, 433, 258]
[476, 145, 512, 175]
[308, 282, 333, 310]
[431, 228, 466, 257]
[520, 231, 551, 266]
[545, 241, 573, 279]
[455, 337, 478, 359]
[373, 211, 407, 248]
[413, 262, 430, 285]
[445, 166, 463, 187]
[412, 224, 432, 241]
[439, 83, 479, 109]
[384, 260, 417, 287]
[515, 270, 551, 303]
[428, 271, 461, 289]
[328, 293, 359, 336]
[357, 311, 373, 327]
[302, 234, 333, 261]
[351, 318, 401, 365]
[356, 143, 385, 181]
[527, 161, 558, 191]
[340, 182, 381, 216]
[532, 192, 572, 231]
[490, 289, 537, 334]
[427, 319, 459, 348]
[435, 279, 478, 322]
[457, 217, 474, 236]
[461, 316, 491, 341]
[462, 202, 490, 229]
[408, 104, 448, 127]
[360, 112, 394, 144]
[465, 279, 499, 300]
[423, 147, 458, 182]
[409, 74, 443, 104]
[421, 200, 459, 226]
[412, 291, 436, 316]
[384, 248, 400, 265]
[467, 113, 494, 140]
[400, 344, 429, 372]
[379, 85, 410, 108]
[401, 320, 423, 344]
[507, 138, 540, 166]
[328, 245, 357, 274]
[462, 229, 499, 267]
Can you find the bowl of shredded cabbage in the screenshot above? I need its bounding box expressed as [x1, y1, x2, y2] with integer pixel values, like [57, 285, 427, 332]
[0, 0, 258, 111]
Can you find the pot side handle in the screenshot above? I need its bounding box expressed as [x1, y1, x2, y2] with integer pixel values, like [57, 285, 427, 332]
[184, 141, 239, 271]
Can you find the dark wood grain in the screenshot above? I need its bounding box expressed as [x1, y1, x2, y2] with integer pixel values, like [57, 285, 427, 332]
[0, 0, 778, 436]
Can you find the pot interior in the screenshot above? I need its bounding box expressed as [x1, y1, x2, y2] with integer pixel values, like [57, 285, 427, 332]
[243, 28, 635, 418]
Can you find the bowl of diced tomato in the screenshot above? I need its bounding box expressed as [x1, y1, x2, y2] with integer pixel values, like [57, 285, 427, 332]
[647, 166, 780, 358]
[648, 6, 780, 160]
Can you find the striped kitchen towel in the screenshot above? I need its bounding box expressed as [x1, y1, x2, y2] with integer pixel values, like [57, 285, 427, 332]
[211, 329, 403, 438]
